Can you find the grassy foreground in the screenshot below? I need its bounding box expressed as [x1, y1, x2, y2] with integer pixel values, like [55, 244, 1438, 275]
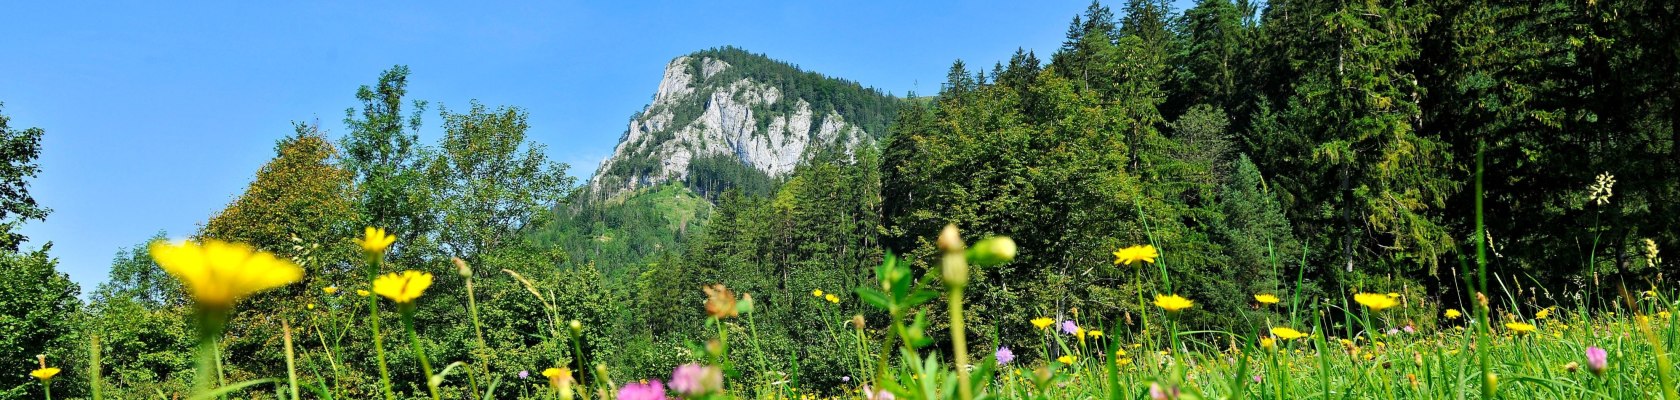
[22, 223, 1680, 400]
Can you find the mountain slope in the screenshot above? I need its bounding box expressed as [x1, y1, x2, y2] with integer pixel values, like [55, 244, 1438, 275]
[540, 47, 901, 271]
[587, 46, 899, 200]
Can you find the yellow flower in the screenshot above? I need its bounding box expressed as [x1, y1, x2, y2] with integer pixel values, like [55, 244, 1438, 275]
[1505, 321, 1537, 334]
[1270, 327, 1308, 340]
[1114, 348, 1127, 356]
[1057, 355, 1077, 364]
[149, 239, 304, 310]
[307, 303, 316, 310]
[1260, 337, 1275, 349]
[812, 289, 823, 297]
[1444, 309, 1462, 319]
[1112, 245, 1159, 265]
[1115, 357, 1132, 366]
[1387, 292, 1401, 298]
[30, 367, 60, 381]
[1032, 317, 1056, 330]
[1254, 294, 1280, 304]
[373, 270, 434, 304]
[1153, 294, 1193, 312]
[825, 294, 839, 304]
[1353, 293, 1398, 312]
[542, 367, 569, 379]
[322, 286, 339, 295]
[356, 289, 371, 297]
[1536, 308, 1552, 319]
[1089, 330, 1104, 339]
[354, 226, 397, 255]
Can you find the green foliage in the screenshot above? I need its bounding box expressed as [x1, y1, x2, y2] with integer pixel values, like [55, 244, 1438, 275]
[429, 101, 575, 265]
[341, 65, 437, 262]
[0, 102, 49, 252]
[0, 247, 83, 400]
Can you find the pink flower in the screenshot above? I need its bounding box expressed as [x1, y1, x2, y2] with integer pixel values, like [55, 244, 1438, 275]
[668, 363, 721, 396]
[864, 386, 895, 400]
[1149, 382, 1179, 400]
[616, 380, 667, 400]
[1587, 346, 1609, 376]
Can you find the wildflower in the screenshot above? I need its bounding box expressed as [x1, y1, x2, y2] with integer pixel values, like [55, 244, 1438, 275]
[1113, 245, 1159, 265]
[1445, 309, 1462, 319]
[1387, 292, 1401, 298]
[1588, 172, 1615, 206]
[668, 363, 723, 396]
[1586, 346, 1608, 376]
[812, 289, 823, 297]
[149, 239, 304, 311]
[1505, 321, 1537, 334]
[995, 346, 1015, 365]
[703, 284, 739, 319]
[842, 376, 851, 382]
[31, 355, 58, 381]
[1057, 355, 1077, 364]
[1090, 330, 1104, 339]
[864, 386, 895, 400]
[1564, 362, 1580, 373]
[1032, 317, 1056, 330]
[1061, 320, 1079, 335]
[1353, 293, 1398, 312]
[617, 380, 666, 400]
[518, 370, 529, 379]
[1270, 327, 1308, 340]
[1254, 294, 1280, 305]
[1644, 238, 1661, 266]
[825, 294, 840, 304]
[1149, 382, 1179, 400]
[354, 226, 397, 255]
[1116, 357, 1133, 366]
[356, 289, 371, 297]
[322, 286, 339, 295]
[1259, 337, 1275, 349]
[1253, 375, 1263, 383]
[372, 270, 434, 305]
[307, 303, 316, 310]
[1153, 294, 1194, 313]
[1402, 325, 1415, 334]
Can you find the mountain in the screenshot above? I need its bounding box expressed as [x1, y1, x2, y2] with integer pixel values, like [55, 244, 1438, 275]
[535, 47, 902, 272]
[586, 46, 900, 200]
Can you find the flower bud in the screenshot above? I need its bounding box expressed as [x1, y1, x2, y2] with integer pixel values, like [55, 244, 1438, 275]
[967, 236, 1017, 267]
[569, 319, 583, 334]
[1586, 346, 1608, 376]
[738, 293, 755, 314]
[453, 257, 473, 277]
[937, 224, 964, 253]
[852, 314, 867, 330]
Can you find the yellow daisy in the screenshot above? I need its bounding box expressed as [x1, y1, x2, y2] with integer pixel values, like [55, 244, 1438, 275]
[1153, 294, 1194, 312]
[373, 270, 434, 304]
[30, 367, 60, 381]
[1505, 321, 1537, 334]
[150, 239, 303, 310]
[354, 226, 397, 255]
[1032, 317, 1056, 330]
[1255, 294, 1281, 304]
[1353, 293, 1398, 312]
[1270, 327, 1308, 340]
[1444, 309, 1462, 319]
[1057, 355, 1077, 364]
[1112, 245, 1159, 266]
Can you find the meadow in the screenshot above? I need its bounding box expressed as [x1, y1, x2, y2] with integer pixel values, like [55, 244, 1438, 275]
[24, 211, 1680, 400]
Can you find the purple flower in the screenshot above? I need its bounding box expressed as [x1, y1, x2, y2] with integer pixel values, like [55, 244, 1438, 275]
[1402, 325, 1416, 334]
[864, 386, 895, 400]
[842, 376, 851, 382]
[996, 346, 1016, 365]
[616, 380, 666, 400]
[1252, 375, 1263, 383]
[667, 363, 721, 396]
[1587, 346, 1609, 376]
[1386, 328, 1400, 335]
[518, 370, 529, 379]
[1061, 320, 1079, 335]
[1149, 382, 1180, 400]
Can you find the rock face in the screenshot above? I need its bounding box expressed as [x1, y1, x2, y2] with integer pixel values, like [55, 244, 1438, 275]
[588, 53, 879, 198]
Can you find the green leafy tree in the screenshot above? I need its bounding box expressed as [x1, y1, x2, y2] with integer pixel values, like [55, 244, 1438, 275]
[341, 66, 435, 260]
[0, 102, 49, 252]
[429, 101, 575, 265]
[0, 247, 83, 400]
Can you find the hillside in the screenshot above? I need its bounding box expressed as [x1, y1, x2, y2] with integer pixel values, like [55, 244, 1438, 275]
[539, 47, 903, 272]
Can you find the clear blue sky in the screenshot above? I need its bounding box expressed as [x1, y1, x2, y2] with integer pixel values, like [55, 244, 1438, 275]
[1, 1, 1176, 293]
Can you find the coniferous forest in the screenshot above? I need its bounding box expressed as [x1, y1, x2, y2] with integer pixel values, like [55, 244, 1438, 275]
[2, 0, 1679, 399]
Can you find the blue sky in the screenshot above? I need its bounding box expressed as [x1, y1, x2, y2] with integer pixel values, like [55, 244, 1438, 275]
[0, 1, 1163, 292]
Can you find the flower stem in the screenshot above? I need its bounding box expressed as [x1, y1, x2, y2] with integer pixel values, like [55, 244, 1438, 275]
[42, 381, 51, 400]
[948, 286, 973, 400]
[402, 310, 440, 400]
[366, 256, 397, 400]
[193, 310, 228, 395]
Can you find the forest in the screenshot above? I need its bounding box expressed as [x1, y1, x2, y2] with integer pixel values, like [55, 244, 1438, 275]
[1, 0, 1677, 399]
